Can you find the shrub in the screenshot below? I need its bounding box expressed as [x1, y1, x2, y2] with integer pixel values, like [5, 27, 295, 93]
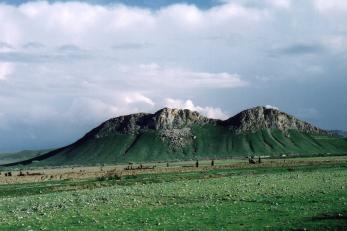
[97, 176, 107, 181]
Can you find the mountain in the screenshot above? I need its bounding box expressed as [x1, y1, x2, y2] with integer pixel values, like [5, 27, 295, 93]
[2, 106, 347, 166]
[223, 106, 327, 134]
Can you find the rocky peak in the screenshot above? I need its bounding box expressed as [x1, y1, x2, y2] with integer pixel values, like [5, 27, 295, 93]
[88, 108, 216, 138]
[88, 113, 151, 138]
[87, 106, 328, 139]
[225, 106, 327, 134]
[151, 108, 213, 130]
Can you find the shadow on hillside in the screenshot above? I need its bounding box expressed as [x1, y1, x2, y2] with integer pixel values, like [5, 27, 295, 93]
[292, 211, 347, 231]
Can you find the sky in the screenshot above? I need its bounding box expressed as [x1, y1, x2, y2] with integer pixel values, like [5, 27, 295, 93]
[0, 0, 346, 152]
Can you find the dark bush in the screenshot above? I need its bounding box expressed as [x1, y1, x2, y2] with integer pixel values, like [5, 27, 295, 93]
[97, 176, 107, 181]
[108, 174, 122, 181]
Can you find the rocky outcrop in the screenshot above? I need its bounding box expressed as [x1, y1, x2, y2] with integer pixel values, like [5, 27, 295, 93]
[87, 106, 328, 141]
[151, 108, 215, 130]
[159, 128, 194, 150]
[91, 113, 152, 138]
[89, 108, 216, 139]
[224, 106, 327, 135]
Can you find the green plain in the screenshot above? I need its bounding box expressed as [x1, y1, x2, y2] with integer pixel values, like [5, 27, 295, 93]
[0, 160, 347, 230]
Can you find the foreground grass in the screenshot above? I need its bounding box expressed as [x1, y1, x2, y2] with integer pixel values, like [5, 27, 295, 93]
[0, 163, 347, 230]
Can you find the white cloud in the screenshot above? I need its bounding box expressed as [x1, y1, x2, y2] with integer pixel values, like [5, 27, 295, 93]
[0, 42, 13, 52]
[0, 1, 346, 151]
[265, 105, 279, 110]
[265, 0, 291, 9]
[0, 62, 14, 80]
[206, 3, 268, 23]
[129, 63, 247, 88]
[0, 1, 267, 47]
[124, 92, 155, 106]
[322, 36, 347, 53]
[313, 0, 347, 12]
[164, 98, 228, 119]
[158, 4, 203, 28]
[64, 97, 119, 123]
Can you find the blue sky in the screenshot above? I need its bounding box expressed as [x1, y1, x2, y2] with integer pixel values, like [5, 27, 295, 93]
[0, 0, 347, 152]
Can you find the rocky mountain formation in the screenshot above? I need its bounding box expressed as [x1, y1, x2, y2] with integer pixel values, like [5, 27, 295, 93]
[2, 106, 345, 167]
[87, 106, 327, 147]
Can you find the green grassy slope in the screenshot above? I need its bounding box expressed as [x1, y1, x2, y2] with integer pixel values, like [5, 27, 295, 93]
[192, 126, 347, 157]
[25, 125, 347, 166]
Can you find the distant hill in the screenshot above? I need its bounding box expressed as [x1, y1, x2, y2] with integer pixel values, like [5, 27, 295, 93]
[329, 130, 347, 138]
[2, 106, 347, 166]
[0, 149, 52, 165]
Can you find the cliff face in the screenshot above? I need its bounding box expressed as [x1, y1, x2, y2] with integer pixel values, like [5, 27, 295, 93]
[151, 108, 216, 130]
[89, 113, 151, 138]
[224, 106, 327, 135]
[89, 108, 218, 139]
[90, 106, 327, 139]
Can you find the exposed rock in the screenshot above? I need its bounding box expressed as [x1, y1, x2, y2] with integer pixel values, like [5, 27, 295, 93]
[90, 108, 216, 139]
[92, 113, 151, 138]
[86, 106, 328, 140]
[151, 108, 214, 130]
[159, 128, 194, 149]
[224, 106, 327, 135]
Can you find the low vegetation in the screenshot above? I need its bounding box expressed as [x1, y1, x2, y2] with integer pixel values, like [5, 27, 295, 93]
[0, 157, 346, 230]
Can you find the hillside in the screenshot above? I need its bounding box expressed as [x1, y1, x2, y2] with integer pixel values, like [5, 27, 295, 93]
[0, 149, 52, 165]
[2, 106, 347, 166]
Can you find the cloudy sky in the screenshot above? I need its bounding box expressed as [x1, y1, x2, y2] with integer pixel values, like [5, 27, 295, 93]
[0, 0, 346, 152]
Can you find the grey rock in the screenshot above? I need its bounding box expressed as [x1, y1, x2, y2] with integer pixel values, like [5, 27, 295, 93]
[90, 108, 217, 139]
[151, 108, 214, 130]
[159, 127, 194, 149]
[87, 106, 328, 140]
[224, 106, 327, 135]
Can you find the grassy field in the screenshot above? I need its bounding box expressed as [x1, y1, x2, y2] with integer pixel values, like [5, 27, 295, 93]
[0, 158, 347, 230]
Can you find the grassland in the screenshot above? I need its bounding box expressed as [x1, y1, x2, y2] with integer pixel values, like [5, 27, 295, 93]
[0, 157, 346, 230]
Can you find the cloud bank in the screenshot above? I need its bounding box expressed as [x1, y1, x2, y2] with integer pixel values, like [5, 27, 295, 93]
[0, 0, 346, 151]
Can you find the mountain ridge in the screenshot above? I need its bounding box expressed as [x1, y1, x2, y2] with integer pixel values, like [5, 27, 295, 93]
[88, 106, 327, 138]
[223, 106, 327, 135]
[2, 106, 346, 167]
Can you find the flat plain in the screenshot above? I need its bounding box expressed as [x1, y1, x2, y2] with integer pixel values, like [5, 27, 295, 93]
[0, 157, 347, 230]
